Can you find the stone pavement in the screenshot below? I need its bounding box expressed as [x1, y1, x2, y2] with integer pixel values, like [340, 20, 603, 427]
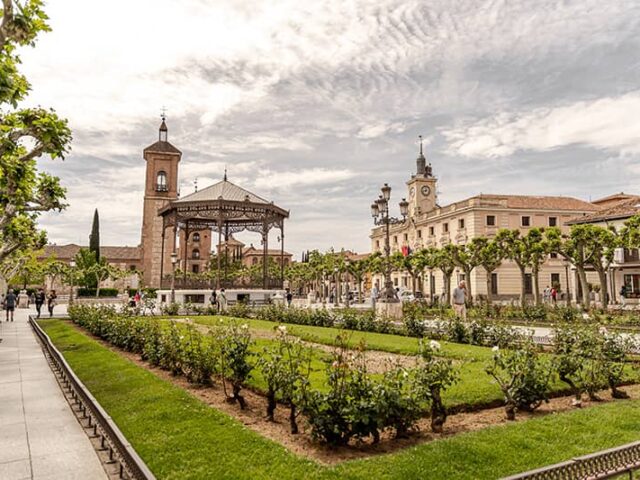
[0, 306, 107, 480]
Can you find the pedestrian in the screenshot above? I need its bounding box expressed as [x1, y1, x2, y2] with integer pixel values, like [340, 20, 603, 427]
[620, 284, 627, 307]
[550, 286, 558, 305]
[543, 285, 551, 304]
[209, 290, 218, 313]
[218, 288, 227, 313]
[371, 282, 379, 307]
[47, 290, 57, 318]
[452, 281, 467, 320]
[134, 290, 141, 306]
[285, 288, 293, 307]
[4, 288, 16, 322]
[35, 288, 45, 319]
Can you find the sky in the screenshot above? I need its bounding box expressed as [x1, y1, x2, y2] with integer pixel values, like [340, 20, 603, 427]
[21, 0, 640, 258]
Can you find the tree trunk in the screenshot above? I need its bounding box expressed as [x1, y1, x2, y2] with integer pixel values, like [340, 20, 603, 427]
[485, 268, 493, 305]
[443, 273, 451, 305]
[532, 268, 541, 306]
[519, 266, 527, 308]
[576, 266, 590, 310]
[357, 279, 362, 304]
[289, 404, 298, 434]
[597, 269, 608, 309]
[266, 388, 276, 421]
[464, 268, 473, 306]
[430, 386, 447, 433]
[411, 274, 416, 296]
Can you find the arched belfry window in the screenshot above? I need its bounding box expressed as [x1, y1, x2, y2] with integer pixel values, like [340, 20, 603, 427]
[156, 171, 168, 192]
[192, 249, 200, 259]
[192, 232, 200, 243]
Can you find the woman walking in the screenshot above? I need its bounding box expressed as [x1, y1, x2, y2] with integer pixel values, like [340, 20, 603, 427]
[47, 290, 58, 318]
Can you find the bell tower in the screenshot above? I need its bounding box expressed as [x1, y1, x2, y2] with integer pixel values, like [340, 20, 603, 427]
[406, 136, 437, 218]
[140, 116, 181, 287]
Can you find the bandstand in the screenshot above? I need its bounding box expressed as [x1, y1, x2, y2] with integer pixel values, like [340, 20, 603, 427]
[158, 176, 289, 291]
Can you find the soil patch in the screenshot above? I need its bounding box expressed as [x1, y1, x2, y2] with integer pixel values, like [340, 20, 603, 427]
[71, 320, 640, 465]
[177, 317, 419, 374]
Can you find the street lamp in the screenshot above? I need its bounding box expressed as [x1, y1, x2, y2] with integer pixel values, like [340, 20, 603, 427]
[562, 259, 571, 306]
[344, 257, 351, 307]
[170, 252, 178, 304]
[68, 260, 76, 306]
[333, 266, 339, 307]
[371, 184, 408, 303]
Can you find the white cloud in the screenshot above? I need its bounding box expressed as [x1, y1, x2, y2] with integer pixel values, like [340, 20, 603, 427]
[253, 168, 357, 189]
[442, 92, 640, 158]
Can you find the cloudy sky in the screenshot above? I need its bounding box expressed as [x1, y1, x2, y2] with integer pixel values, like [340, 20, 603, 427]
[22, 0, 640, 257]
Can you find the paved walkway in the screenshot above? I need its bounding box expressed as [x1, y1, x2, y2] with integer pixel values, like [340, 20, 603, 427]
[0, 307, 107, 480]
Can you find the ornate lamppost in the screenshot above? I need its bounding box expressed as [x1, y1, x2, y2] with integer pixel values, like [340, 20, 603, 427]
[170, 252, 178, 304]
[333, 266, 339, 307]
[371, 183, 409, 303]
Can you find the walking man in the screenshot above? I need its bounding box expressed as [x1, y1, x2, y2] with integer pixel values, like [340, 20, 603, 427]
[218, 288, 227, 313]
[35, 288, 45, 319]
[4, 289, 16, 322]
[452, 281, 467, 320]
[209, 290, 218, 313]
[47, 290, 57, 318]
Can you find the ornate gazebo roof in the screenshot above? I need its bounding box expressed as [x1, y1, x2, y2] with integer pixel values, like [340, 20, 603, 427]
[159, 179, 289, 233]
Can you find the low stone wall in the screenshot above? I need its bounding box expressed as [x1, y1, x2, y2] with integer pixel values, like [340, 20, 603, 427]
[375, 302, 403, 319]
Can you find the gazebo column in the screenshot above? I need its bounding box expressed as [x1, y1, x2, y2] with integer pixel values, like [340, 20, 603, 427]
[216, 214, 223, 290]
[262, 223, 269, 289]
[183, 220, 189, 280]
[280, 221, 285, 289]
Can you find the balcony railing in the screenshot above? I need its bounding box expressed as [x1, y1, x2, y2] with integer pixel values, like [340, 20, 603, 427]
[156, 184, 168, 192]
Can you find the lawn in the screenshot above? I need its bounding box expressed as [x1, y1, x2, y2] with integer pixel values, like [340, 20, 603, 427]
[40, 318, 640, 480]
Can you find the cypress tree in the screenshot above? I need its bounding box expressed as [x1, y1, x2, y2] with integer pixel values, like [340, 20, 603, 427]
[89, 208, 100, 262]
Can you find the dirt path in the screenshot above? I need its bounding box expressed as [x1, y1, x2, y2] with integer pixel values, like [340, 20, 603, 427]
[176, 317, 419, 374]
[82, 320, 640, 465]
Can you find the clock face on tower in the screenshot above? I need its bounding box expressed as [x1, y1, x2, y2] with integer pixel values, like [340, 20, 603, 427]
[421, 185, 431, 196]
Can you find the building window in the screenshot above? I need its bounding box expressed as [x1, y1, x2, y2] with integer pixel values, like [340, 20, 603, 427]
[192, 264, 200, 274]
[549, 217, 557, 227]
[524, 273, 533, 294]
[443, 223, 449, 233]
[522, 216, 531, 227]
[550, 252, 558, 259]
[192, 232, 200, 242]
[129, 265, 136, 271]
[192, 249, 200, 259]
[375, 240, 380, 250]
[252, 257, 258, 265]
[403, 233, 408, 241]
[429, 226, 435, 236]
[156, 171, 168, 192]
[551, 273, 560, 289]
[393, 278, 398, 286]
[458, 219, 465, 229]
[417, 229, 422, 238]
[486, 215, 496, 226]
[491, 273, 498, 295]
[393, 235, 398, 244]
[623, 274, 640, 297]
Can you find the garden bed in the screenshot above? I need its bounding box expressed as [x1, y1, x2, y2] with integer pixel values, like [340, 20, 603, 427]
[40, 318, 640, 480]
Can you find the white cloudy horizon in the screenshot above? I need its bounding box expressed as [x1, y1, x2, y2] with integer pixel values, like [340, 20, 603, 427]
[23, 0, 640, 257]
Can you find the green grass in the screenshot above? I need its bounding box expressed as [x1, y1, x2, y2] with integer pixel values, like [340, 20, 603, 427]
[41, 318, 640, 480]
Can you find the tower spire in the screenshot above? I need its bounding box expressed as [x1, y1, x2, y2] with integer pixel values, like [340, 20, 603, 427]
[223, 167, 227, 181]
[416, 134, 426, 176]
[159, 109, 168, 142]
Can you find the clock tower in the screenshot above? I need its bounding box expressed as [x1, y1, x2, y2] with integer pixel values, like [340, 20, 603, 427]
[406, 136, 437, 218]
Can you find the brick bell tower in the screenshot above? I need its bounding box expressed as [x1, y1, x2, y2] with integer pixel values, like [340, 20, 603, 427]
[140, 117, 181, 287]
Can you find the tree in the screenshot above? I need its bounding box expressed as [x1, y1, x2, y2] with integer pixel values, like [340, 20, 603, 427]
[347, 258, 369, 303]
[496, 229, 531, 307]
[0, 1, 72, 271]
[89, 208, 100, 262]
[546, 226, 598, 309]
[391, 251, 420, 295]
[8, 248, 46, 288]
[476, 238, 504, 305]
[430, 245, 455, 305]
[522, 228, 550, 306]
[586, 226, 618, 308]
[449, 239, 485, 305]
